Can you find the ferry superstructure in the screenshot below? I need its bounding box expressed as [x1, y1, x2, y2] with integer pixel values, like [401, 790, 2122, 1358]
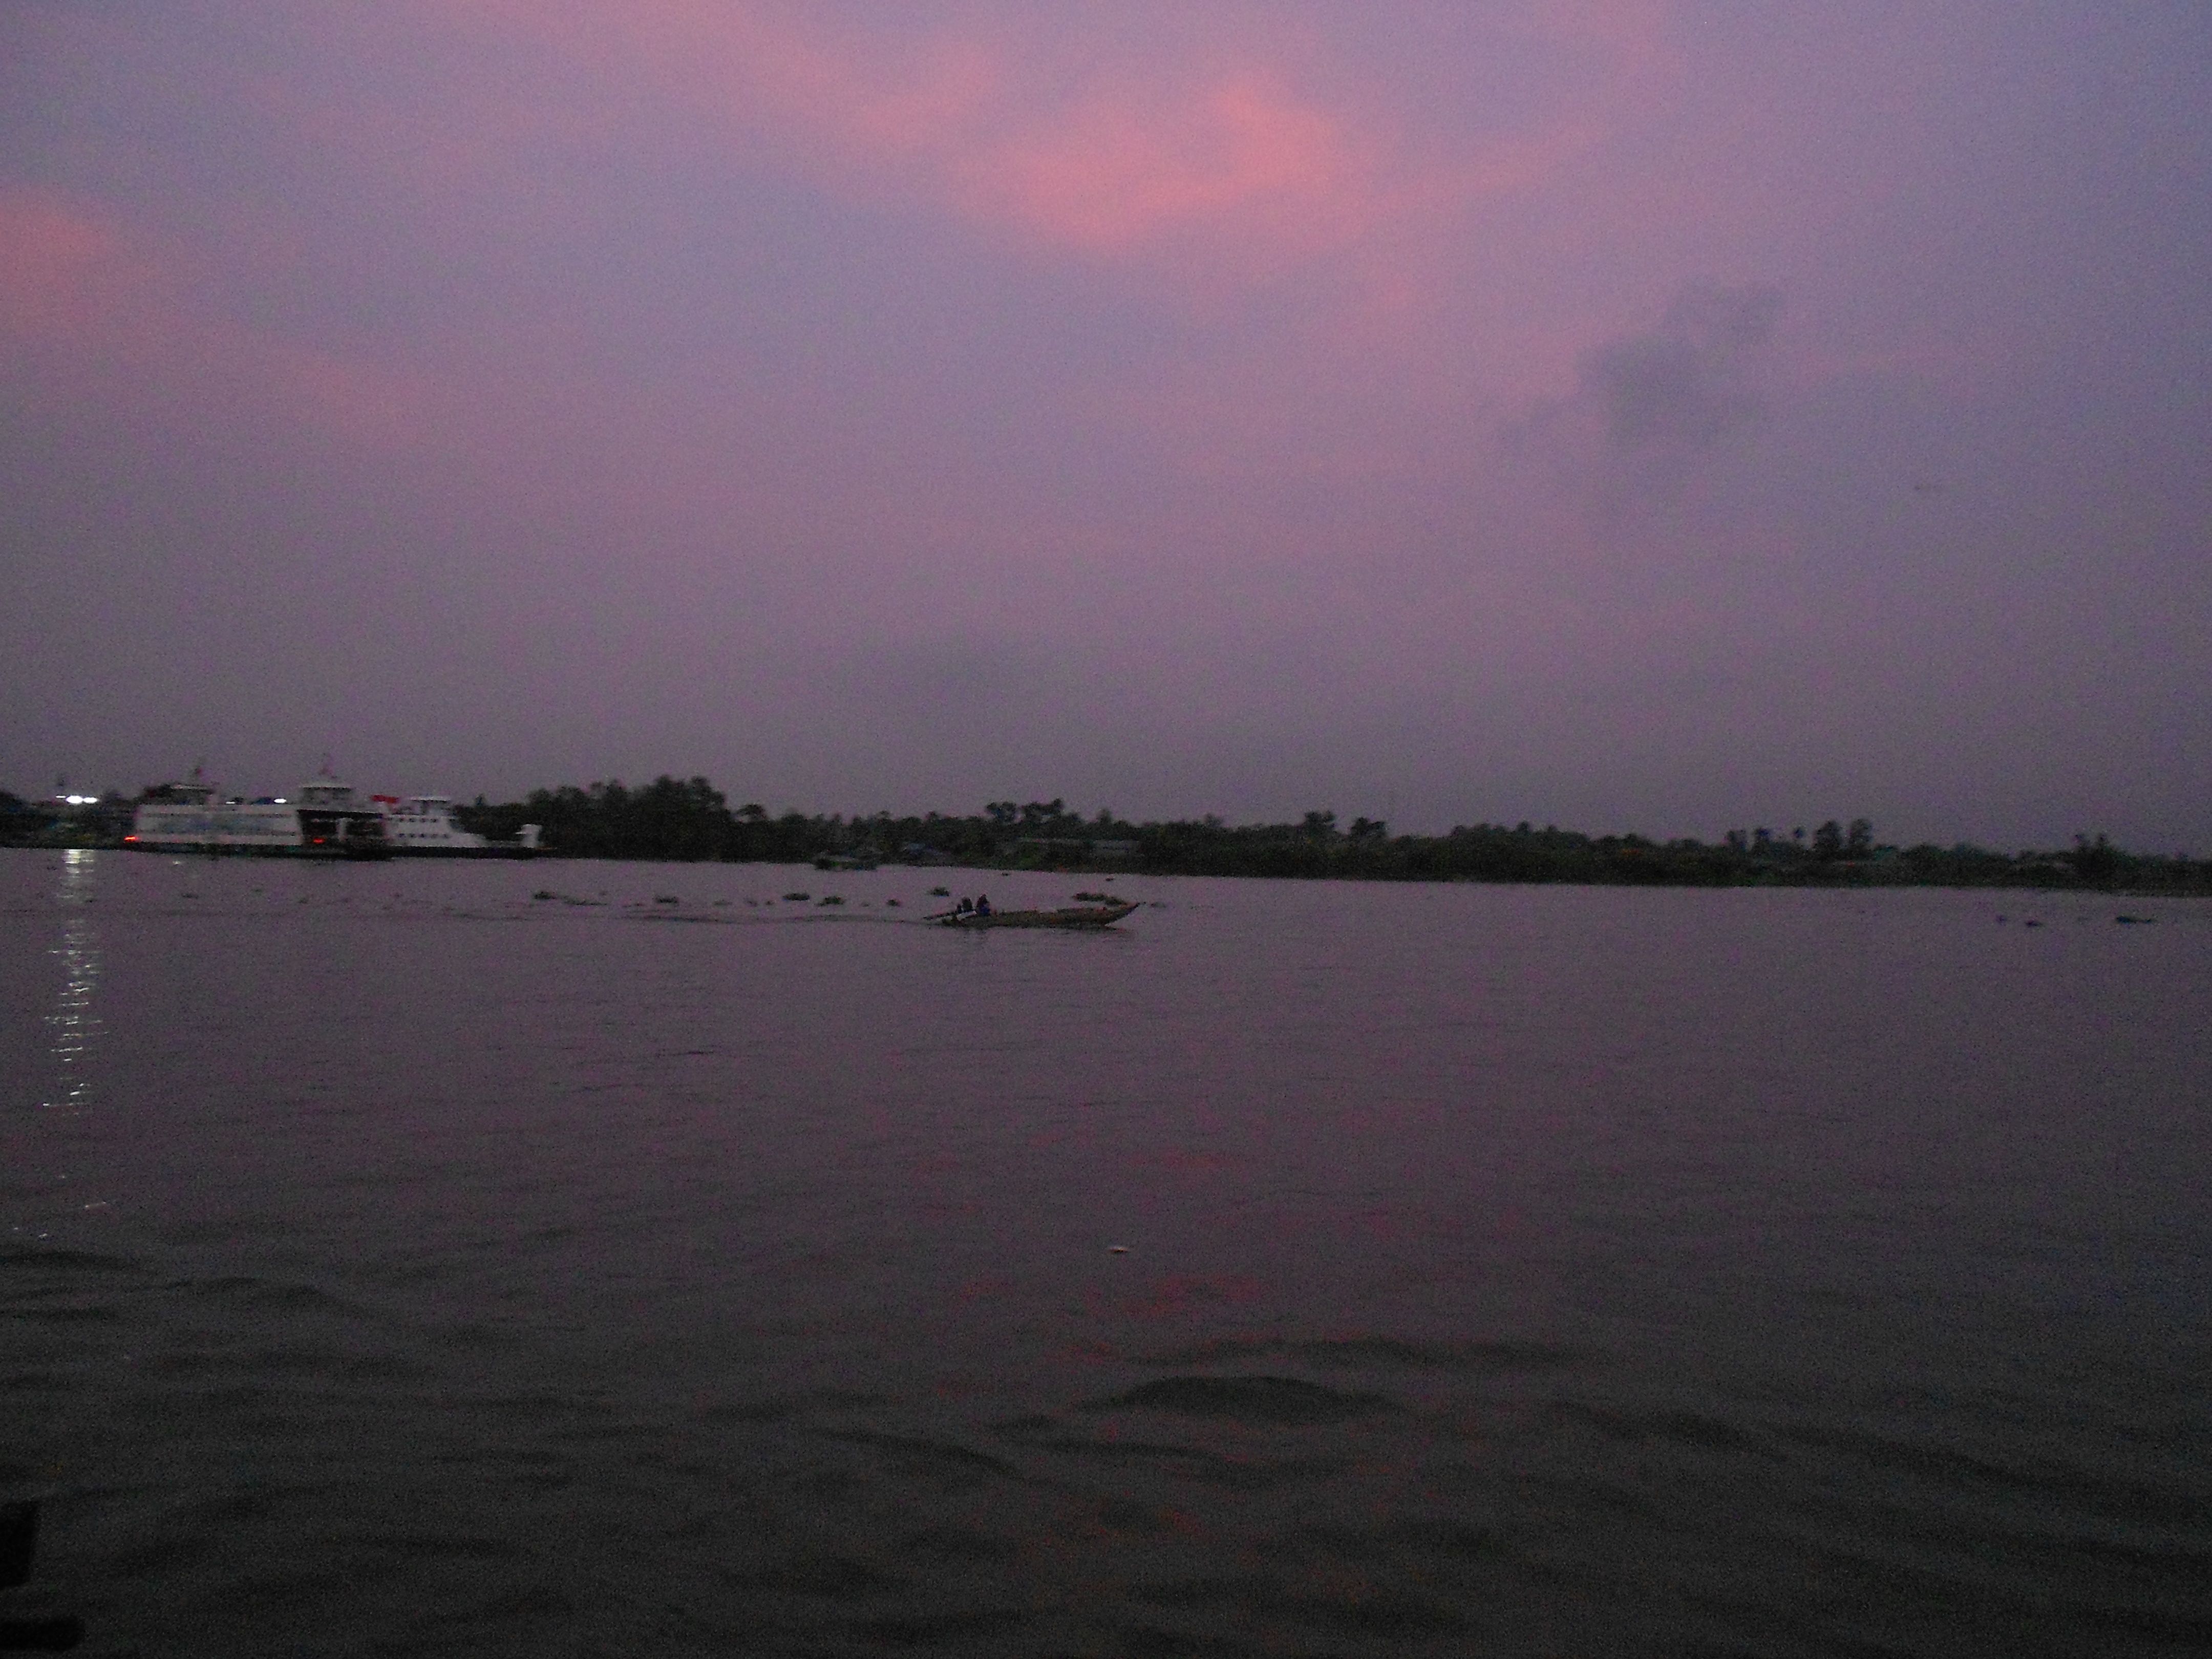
[374, 795, 542, 858]
[127, 776, 391, 857]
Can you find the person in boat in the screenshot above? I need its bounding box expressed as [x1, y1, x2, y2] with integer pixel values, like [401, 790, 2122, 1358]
[956, 897, 973, 914]
[975, 894, 991, 916]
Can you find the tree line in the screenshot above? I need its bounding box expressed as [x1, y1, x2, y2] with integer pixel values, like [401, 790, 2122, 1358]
[436, 777, 2211, 894]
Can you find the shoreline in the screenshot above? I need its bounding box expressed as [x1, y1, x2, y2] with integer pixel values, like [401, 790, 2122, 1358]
[6, 840, 2205, 899]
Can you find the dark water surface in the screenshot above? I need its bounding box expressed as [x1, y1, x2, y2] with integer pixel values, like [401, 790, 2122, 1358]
[3, 849, 2208, 1656]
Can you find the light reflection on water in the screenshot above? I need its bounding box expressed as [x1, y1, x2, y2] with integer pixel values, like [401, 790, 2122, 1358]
[44, 848, 102, 1115]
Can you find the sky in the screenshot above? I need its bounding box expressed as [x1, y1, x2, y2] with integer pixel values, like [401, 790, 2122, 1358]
[4, 2, 2208, 848]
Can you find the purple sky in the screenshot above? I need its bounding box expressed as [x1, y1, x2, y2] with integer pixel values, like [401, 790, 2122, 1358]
[5, 2, 2208, 847]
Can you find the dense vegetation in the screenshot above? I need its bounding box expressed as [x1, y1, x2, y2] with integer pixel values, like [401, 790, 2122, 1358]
[449, 777, 2209, 894]
[5, 778, 2202, 893]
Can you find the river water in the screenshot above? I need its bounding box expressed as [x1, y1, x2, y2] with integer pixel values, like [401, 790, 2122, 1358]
[2, 848, 2207, 1656]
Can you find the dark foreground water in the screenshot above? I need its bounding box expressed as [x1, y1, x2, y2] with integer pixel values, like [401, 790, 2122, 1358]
[3, 848, 2207, 1656]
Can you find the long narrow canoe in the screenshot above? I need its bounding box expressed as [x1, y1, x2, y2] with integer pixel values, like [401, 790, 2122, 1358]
[932, 900, 1140, 929]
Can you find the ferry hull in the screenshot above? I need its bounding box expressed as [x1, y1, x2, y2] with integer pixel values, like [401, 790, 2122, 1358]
[386, 843, 541, 859]
[127, 833, 391, 859]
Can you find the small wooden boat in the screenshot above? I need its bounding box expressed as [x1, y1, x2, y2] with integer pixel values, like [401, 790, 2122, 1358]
[930, 900, 1139, 929]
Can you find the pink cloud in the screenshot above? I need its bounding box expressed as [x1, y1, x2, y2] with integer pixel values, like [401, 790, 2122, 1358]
[0, 183, 951, 557]
[0, 186, 439, 451]
[982, 75, 1373, 258]
[461, 1, 1654, 297]
[525, 1, 1384, 274]
[0, 189, 137, 342]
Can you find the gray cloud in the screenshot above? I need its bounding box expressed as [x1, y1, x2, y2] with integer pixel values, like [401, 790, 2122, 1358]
[1579, 282, 1783, 452]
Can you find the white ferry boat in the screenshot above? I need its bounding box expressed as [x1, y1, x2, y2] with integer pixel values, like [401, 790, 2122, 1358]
[127, 774, 391, 858]
[373, 795, 542, 859]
